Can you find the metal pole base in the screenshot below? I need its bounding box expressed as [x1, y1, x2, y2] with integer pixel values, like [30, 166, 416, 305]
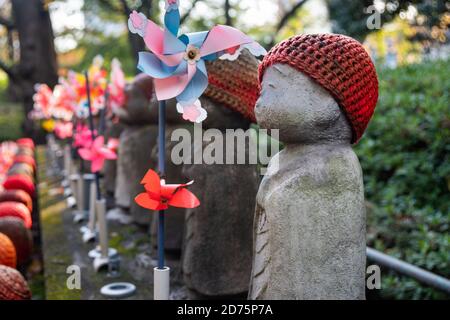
[88, 247, 117, 259]
[82, 228, 96, 243]
[93, 256, 109, 272]
[73, 211, 88, 223]
[154, 266, 170, 300]
[80, 182, 97, 243]
[100, 282, 136, 299]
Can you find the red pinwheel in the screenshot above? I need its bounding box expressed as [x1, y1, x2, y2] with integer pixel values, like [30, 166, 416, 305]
[135, 169, 200, 211]
[78, 136, 117, 173]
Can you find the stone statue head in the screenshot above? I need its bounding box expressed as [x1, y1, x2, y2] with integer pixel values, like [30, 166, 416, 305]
[256, 63, 352, 144]
[256, 34, 379, 144]
[116, 73, 156, 125]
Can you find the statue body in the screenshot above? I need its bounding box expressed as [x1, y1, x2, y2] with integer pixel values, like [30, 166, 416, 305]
[249, 64, 366, 300]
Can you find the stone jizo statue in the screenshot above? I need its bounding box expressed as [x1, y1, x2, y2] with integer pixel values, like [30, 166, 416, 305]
[249, 34, 379, 300]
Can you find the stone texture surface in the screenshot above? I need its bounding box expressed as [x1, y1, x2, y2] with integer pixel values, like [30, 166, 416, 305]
[249, 64, 366, 300]
[182, 97, 259, 298]
[115, 125, 158, 224]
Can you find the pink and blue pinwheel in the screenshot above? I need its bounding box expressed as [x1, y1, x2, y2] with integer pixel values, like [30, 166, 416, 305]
[78, 136, 117, 173]
[127, 0, 266, 123]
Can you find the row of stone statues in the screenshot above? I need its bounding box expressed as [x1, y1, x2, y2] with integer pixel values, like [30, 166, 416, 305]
[102, 34, 378, 300]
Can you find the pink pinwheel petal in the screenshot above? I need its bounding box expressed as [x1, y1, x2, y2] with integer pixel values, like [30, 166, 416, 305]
[155, 52, 185, 68]
[93, 136, 105, 149]
[141, 17, 165, 54]
[78, 148, 93, 161]
[154, 75, 188, 100]
[101, 148, 117, 160]
[107, 138, 119, 151]
[153, 63, 196, 101]
[200, 25, 254, 58]
[91, 158, 104, 173]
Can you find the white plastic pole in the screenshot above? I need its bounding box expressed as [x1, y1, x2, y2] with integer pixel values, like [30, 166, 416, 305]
[88, 182, 97, 231]
[69, 174, 79, 202]
[154, 267, 170, 300]
[96, 199, 108, 258]
[77, 174, 84, 212]
[63, 145, 71, 177]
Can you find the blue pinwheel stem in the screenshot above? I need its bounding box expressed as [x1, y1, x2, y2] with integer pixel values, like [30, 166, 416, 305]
[84, 71, 102, 201]
[157, 100, 166, 270]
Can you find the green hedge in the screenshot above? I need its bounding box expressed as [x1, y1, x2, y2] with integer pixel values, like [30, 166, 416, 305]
[355, 59, 450, 299]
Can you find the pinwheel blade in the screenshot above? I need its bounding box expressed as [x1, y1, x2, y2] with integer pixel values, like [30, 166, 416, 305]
[200, 25, 254, 58]
[91, 158, 104, 173]
[78, 148, 93, 161]
[135, 192, 161, 211]
[169, 188, 200, 209]
[141, 169, 161, 196]
[176, 59, 208, 103]
[138, 52, 178, 79]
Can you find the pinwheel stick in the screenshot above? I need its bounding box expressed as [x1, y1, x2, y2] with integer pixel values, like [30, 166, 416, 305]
[84, 71, 102, 201]
[157, 100, 166, 270]
[98, 87, 109, 136]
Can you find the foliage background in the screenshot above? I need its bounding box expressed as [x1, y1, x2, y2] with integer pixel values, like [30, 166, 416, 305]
[357, 59, 450, 299]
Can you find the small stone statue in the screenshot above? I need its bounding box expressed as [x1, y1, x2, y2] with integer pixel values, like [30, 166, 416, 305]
[113, 74, 157, 223]
[182, 49, 261, 298]
[249, 34, 378, 300]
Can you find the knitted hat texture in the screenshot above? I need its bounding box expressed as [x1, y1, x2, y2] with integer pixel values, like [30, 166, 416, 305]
[204, 49, 260, 122]
[259, 34, 378, 143]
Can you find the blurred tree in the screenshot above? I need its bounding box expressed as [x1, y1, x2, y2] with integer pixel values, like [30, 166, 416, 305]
[81, 0, 203, 71]
[269, 0, 308, 47]
[0, 0, 58, 136]
[327, 0, 449, 43]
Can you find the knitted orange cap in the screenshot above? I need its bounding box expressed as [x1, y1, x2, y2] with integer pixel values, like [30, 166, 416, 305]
[0, 232, 17, 268]
[204, 49, 260, 122]
[259, 34, 378, 143]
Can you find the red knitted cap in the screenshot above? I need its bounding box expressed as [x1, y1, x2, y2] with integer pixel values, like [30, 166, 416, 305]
[204, 49, 259, 122]
[259, 34, 378, 143]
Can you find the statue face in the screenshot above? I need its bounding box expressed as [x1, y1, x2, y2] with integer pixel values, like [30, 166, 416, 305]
[255, 64, 352, 144]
